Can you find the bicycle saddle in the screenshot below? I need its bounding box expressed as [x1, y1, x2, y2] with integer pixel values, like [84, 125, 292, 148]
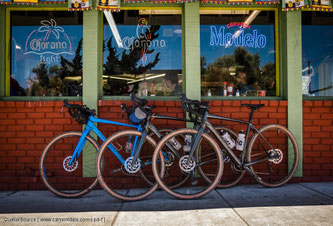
[241, 104, 265, 110]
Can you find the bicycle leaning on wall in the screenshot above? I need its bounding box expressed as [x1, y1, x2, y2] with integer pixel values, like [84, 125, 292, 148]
[151, 95, 299, 199]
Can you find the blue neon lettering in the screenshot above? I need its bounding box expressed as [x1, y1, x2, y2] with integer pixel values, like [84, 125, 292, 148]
[209, 26, 267, 48]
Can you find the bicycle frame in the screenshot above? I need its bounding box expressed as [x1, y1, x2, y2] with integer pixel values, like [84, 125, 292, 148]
[69, 115, 141, 166]
[186, 110, 275, 174]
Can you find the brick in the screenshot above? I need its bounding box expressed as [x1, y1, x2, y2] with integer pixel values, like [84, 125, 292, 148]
[279, 101, 288, 106]
[26, 137, 45, 143]
[313, 145, 330, 151]
[303, 139, 320, 145]
[232, 100, 241, 106]
[303, 120, 313, 126]
[8, 113, 26, 119]
[8, 150, 26, 157]
[313, 101, 323, 107]
[259, 107, 277, 113]
[53, 119, 71, 125]
[304, 100, 313, 107]
[43, 125, 64, 131]
[269, 101, 279, 107]
[222, 101, 232, 106]
[269, 113, 286, 119]
[26, 125, 44, 131]
[17, 157, 35, 163]
[322, 126, 333, 132]
[7, 125, 25, 131]
[17, 144, 36, 150]
[321, 114, 333, 119]
[312, 108, 330, 113]
[35, 107, 54, 113]
[36, 131, 54, 137]
[27, 113, 45, 118]
[322, 152, 333, 157]
[231, 112, 249, 119]
[303, 126, 321, 132]
[17, 108, 34, 113]
[0, 144, 16, 150]
[311, 132, 330, 138]
[212, 101, 222, 106]
[323, 101, 333, 107]
[0, 108, 16, 113]
[16, 119, 34, 125]
[165, 101, 175, 107]
[303, 113, 320, 120]
[6, 102, 15, 107]
[259, 119, 278, 124]
[313, 120, 332, 126]
[45, 113, 64, 118]
[221, 107, 240, 113]
[35, 119, 52, 124]
[0, 119, 15, 125]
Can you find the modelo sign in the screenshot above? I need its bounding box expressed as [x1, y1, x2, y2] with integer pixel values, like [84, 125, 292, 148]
[24, 19, 74, 64]
[209, 25, 267, 48]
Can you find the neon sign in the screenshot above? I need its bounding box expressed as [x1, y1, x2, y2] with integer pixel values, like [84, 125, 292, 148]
[210, 26, 267, 48]
[24, 19, 73, 64]
[120, 18, 167, 66]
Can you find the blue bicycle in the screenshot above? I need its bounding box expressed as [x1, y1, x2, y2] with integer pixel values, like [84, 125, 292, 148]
[40, 95, 195, 200]
[39, 99, 144, 198]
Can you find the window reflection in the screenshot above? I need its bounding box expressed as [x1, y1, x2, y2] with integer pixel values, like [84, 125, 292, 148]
[302, 12, 333, 97]
[103, 10, 182, 96]
[200, 11, 276, 97]
[10, 11, 83, 96]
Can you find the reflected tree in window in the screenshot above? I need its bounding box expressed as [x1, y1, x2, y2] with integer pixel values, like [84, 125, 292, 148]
[27, 39, 83, 96]
[103, 25, 161, 95]
[201, 47, 275, 96]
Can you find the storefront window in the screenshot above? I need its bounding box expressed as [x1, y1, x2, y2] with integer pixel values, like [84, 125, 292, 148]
[200, 10, 276, 97]
[10, 11, 83, 96]
[302, 12, 333, 97]
[103, 10, 182, 96]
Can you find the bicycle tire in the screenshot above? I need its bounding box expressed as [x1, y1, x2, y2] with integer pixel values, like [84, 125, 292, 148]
[200, 126, 245, 188]
[246, 124, 299, 187]
[39, 131, 99, 198]
[152, 128, 223, 199]
[145, 128, 190, 189]
[96, 130, 164, 201]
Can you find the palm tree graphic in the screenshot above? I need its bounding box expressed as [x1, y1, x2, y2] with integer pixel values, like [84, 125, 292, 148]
[38, 19, 64, 41]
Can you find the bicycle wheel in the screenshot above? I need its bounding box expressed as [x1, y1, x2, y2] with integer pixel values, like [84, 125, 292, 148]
[145, 128, 190, 189]
[152, 128, 223, 199]
[39, 131, 99, 198]
[200, 126, 245, 188]
[246, 124, 299, 187]
[96, 130, 164, 201]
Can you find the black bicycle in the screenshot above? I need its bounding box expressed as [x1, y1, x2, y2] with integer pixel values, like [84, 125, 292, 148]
[152, 95, 299, 199]
[96, 93, 226, 201]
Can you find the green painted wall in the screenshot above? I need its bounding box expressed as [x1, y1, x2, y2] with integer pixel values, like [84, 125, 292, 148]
[281, 11, 303, 177]
[0, 7, 5, 97]
[82, 10, 103, 177]
[183, 2, 201, 101]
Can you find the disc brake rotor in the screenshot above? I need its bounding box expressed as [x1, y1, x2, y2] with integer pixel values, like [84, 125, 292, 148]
[268, 149, 283, 164]
[63, 156, 78, 172]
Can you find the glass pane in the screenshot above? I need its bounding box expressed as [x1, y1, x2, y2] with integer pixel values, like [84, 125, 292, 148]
[200, 11, 276, 97]
[302, 12, 333, 97]
[103, 10, 182, 96]
[10, 11, 83, 96]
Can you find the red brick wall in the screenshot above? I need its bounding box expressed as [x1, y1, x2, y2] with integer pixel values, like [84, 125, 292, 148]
[0, 99, 331, 190]
[303, 100, 333, 182]
[0, 101, 82, 190]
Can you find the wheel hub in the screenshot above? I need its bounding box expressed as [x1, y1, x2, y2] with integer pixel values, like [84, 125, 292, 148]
[179, 155, 196, 173]
[268, 149, 283, 164]
[63, 156, 78, 172]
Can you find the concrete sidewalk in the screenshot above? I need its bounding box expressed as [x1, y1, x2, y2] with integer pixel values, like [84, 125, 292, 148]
[0, 182, 333, 225]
